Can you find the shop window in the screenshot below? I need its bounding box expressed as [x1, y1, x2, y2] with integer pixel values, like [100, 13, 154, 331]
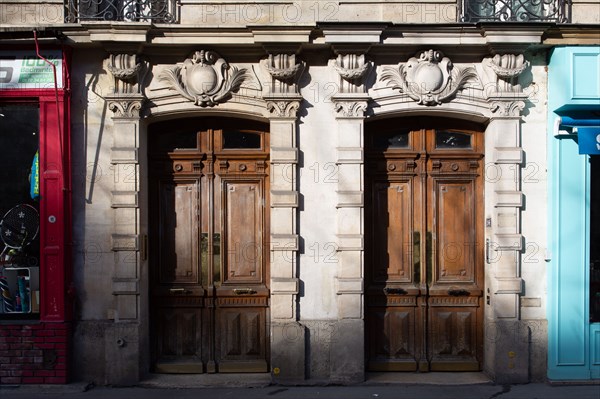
[590, 155, 600, 323]
[0, 103, 40, 319]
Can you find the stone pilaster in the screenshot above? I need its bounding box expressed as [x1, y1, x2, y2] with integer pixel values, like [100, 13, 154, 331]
[263, 53, 305, 383]
[482, 53, 530, 383]
[104, 53, 146, 385]
[486, 95, 527, 318]
[330, 53, 371, 384]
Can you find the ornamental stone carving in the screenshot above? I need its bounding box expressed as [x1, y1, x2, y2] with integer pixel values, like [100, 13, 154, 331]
[107, 99, 144, 118]
[159, 50, 247, 107]
[266, 100, 301, 118]
[106, 53, 147, 119]
[330, 54, 371, 95]
[262, 54, 304, 95]
[489, 98, 526, 117]
[482, 54, 530, 93]
[381, 49, 477, 106]
[107, 53, 145, 94]
[333, 101, 368, 118]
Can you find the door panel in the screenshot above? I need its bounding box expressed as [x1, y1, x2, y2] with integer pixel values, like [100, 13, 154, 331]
[433, 180, 476, 284]
[154, 306, 203, 373]
[368, 303, 419, 371]
[366, 125, 483, 372]
[150, 124, 269, 373]
[223, 180, 263, 284]
[158, 180, 201, 286]
[217, 306, 268, 372]
[428, 302, 480, 371]
[372, 181, 414, 284]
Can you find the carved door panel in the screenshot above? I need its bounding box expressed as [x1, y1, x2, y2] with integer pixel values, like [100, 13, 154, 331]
[366, 125, 483, 372]
[150, 125, 269, 373]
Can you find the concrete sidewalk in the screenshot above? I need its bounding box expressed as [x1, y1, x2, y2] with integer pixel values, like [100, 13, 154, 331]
[1, 381, 599, 399]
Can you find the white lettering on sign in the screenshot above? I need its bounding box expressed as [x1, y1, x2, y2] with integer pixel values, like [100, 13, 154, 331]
[596, 133, 600, 150]
[0, 50, 63, 89]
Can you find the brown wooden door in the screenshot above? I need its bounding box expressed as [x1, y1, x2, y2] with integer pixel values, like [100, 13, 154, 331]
[149, 122, 269, 373]
[366, 122, 484, 372]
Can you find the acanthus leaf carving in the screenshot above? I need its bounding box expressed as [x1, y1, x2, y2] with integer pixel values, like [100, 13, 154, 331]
[266, 100, 301, 118]
[381, 49, 477, 106]
[107, 97, 144, 118]
[333, 101, 368, 118]
[490, 100, 526, 117]
[159, 50, 248, 107]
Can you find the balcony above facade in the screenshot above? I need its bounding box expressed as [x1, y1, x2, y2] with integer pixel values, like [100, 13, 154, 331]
[61, 0, 574, 24]
[62, 0, 572, 24]
[0, 1, 597, 27]
[65, 0, 179, 23]
[460, 0, 570, 23]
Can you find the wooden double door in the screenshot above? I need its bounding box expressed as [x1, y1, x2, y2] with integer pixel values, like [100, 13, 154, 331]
[149, 121, 269, 373]
[366, 122, 484, 372]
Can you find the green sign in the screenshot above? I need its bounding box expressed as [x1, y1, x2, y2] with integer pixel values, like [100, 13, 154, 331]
[0, 50, 63, 89]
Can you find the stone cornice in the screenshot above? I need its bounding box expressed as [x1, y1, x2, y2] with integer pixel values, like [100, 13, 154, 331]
[3, 23, 598, 50]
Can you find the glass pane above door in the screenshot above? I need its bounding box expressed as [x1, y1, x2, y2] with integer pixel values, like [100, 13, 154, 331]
[435, 131, 472, 149]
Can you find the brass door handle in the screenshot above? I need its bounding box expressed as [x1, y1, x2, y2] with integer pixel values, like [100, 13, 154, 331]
[448, 288, 470, 296]
[383, 287, 407, 295]
[233, 288, 257, 295]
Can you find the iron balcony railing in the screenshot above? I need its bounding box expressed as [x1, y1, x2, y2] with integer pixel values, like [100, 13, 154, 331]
[461, 0, 571, 22]
[65, 0, 179, 23]
[65, 0, 570, 24]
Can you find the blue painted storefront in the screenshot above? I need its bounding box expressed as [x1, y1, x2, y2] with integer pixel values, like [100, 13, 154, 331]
[548, 46, 600, 380]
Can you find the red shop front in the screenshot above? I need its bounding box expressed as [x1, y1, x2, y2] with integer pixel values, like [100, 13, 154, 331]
[0, 46, 71, 384]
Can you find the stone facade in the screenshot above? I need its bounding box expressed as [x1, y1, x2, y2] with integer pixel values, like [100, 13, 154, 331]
[0, 0, 598, 386]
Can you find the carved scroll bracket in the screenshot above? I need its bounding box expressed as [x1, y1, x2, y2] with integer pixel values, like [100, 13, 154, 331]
[107, 53, 147, 95]
[330, 54, 372, 94]
[262, 53, 305, 96]
[482, 54, 530, 94]
[106, 53, 148, 119]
